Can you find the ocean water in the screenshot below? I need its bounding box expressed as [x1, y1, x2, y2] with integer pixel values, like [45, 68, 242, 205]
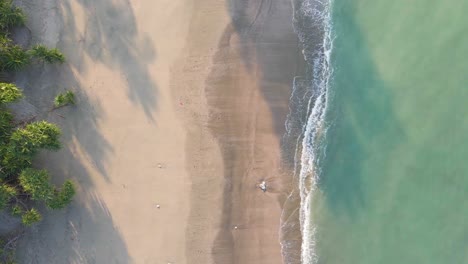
[289, 0, 468, 263]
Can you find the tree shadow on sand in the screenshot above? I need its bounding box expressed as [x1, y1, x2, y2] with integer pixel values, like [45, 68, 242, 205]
[16, 191, 130, 264]
[58, 0, 158, 120]
[13, 0, 159, 262]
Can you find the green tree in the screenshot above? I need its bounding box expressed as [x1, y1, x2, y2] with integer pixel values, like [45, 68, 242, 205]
[1, 121, 61, 177]
[9, 121, 61, 153]
[11, 204, 22, 216]
[0, 82, 22, 104]
[0, 184, 15, 210]
[0, 110, 13, 144]
[0, 44, 30, 71]
[30, 45, 65, 64]
[21, 208, 41, 226]
[18, 169, 75, 209]
[18, 169, 53, 202]
[54, 90, 75, 108]
[47, 180, 75, 209]
[0, 0, 25, 30]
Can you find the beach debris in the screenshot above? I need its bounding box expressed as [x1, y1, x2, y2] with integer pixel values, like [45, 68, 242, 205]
[156, 204, 161, 209]
[234, 226, 238, 230]
[258, 181, 267, 192]
[157, 163, 163, 169]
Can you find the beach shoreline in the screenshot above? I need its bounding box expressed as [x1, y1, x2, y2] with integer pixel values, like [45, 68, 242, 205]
[15, 0, 302, 263]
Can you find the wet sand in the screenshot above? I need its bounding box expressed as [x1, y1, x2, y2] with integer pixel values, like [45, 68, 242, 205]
[15, 0, 302, 263]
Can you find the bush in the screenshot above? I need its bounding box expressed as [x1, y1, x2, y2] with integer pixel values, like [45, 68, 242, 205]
[18, 169, 75, 210]
[21, 208, 41, 226]
[10, 121, 61, 151]
[0, 0, 25, 30]
[47, 180, 75, 209]
[0, 0, 75, 244]
[18, 169, 53, 202]
[54, 90, 75, 108]
[1, 121, 61, 177]
[0, 45, 30, 71]
[11, 204, 22, 216]
[0, 110, 13, 143]
[0, 82, 22, 104]
[0, 184, 16, 210]
[30, 45, 65, 64]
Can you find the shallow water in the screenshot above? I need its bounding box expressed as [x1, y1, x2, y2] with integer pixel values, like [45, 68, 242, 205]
[308, 0, 468, 263]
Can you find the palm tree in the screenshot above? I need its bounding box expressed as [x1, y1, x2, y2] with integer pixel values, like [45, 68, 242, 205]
[54, 90, 75, 108]
[0, 0, 26, 30]
[0, 45, 30, 71]
[30, 44, 65, 64]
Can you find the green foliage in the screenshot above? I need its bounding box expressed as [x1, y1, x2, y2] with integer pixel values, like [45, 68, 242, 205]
[47, 180, 75, 209]
[10, 121, 61, 151]
[21, 208, 41, 226]
[1, 121, 61, 177]
[0, 110, 13, 143]
[0, 184, 16, 209]
[0, 44, 30, 71]
[18, 169, 75, 209]
[0, 0, 25, 30]
[11, 204, 22, 216]
[18, 169, 53, 201]
[54, 90, 75, 108]
[0, 2, 74, 242]
[30, 45, 65, 64]
[0, 82, 22, 104]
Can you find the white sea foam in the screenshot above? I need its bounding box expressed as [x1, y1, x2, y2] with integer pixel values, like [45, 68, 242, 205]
[295, 0, 334, 263]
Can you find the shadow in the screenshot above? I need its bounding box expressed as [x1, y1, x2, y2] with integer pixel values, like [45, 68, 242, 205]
[14, 62, 130, 262]
[58, 0, 158, 120]
[14, 59, 114, 180]
[16, 191, 130, 264]
[11, 0, 160, 261]
[318, 1, 405, 217]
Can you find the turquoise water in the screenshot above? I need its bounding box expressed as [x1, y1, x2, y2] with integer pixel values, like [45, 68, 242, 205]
[310, 0, 468, 263]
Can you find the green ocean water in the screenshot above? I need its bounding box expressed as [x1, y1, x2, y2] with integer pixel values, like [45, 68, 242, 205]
[312, 1, 468, 263]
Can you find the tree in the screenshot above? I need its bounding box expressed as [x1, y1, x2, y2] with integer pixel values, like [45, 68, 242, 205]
[0, 184, 15, 210]
[30, 45, 65, 64]
[18, 169, 53, 202]
[10, 204, 22, 216]
[18, 169, 76, 209]
[47, 180, 75, 209]
[21, 208, 41, 226]
[0, 2, 75, 260]
[0, 0, 25, 30]
[54, 90, 75, 108]
[0, 82, 22, 104]
[0, 44, 30, 71]
[0, 110, 13, 144]
[1, 121, 61, 177]
[9, 121, 61, 152]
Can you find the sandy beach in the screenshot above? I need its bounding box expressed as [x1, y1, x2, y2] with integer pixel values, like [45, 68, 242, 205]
[15, 0, 302, 263]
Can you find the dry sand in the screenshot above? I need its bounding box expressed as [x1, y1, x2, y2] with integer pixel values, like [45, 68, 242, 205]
[15, 0, 302, 263]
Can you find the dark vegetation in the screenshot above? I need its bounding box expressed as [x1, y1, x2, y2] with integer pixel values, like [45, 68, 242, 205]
[0, 0, 75, 261]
